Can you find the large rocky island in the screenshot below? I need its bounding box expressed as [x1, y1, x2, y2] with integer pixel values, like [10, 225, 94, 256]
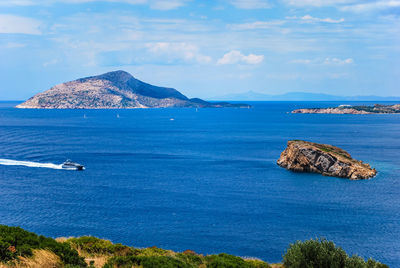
[16, 70, 249, 109]
[277, 140, 376, 180]
[292, 104, 400, 114]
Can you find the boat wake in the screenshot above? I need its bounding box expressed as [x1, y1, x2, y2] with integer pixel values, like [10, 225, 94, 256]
[0, 159, 63, 170]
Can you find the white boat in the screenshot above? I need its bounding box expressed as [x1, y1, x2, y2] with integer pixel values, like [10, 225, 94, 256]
[62, 160, 85, 171]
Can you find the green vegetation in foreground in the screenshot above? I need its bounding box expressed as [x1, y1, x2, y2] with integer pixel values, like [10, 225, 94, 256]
[283, 238, 388, 268]
[0, 225, 388, 268]
[0, 225, 86, 266]
[103, 252, 270, 268]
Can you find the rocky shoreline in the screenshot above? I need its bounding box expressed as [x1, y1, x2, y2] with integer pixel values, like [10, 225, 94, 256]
[277, 140, 376, 180]
[292, 108, 370, 114]
[292, 104, 400, 114]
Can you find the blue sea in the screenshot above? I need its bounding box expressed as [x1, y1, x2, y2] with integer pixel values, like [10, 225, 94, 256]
[0, 101, 399, 266]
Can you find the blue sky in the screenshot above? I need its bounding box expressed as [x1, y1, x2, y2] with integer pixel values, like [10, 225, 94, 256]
[0, 0, 399, 100]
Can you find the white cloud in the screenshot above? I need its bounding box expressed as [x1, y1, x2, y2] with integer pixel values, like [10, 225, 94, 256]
[324, 57, 354, 64]
[283, 0, 400, 12]
[146, 42, 212, 64]
[283, 0, 353, 7]
[43, 59, 60, 66]
[0, 0, 189, 10]
[292, 57, 354, 65]
[2, 42, 26, 48]
[20, 0, 148, 4]
[0, 14, 41, 34]
[230, 20, 285, 30]
[217, 50, 264, 65]
[229, 0, 271, 9]
[224, 73, 253, 79]
[150, 0, 189, 10]
[289, 15, 345, 23]
[61, 0, 147, 3]
[340, 0, 400, 12]
[0, 0, 36, 5]
[292, 59, 312, 64]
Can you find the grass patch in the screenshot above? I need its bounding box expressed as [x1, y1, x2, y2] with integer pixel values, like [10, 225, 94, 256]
[66, 236, 134, 257]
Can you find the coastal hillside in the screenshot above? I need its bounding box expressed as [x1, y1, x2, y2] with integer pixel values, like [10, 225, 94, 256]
[16, 71, 248, 109]
[0, 225, 388, 268]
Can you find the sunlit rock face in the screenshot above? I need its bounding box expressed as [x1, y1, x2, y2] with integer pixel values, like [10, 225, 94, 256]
[277, 140, 377, 180]
[16, 70, 249, 109]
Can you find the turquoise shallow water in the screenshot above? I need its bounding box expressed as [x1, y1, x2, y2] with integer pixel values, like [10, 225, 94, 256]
[0, 101, 399, 266]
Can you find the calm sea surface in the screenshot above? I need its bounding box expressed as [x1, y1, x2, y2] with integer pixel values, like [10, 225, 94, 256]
[0, 101, 399, 266]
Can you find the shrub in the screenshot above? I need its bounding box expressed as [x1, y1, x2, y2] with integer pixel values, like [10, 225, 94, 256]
[283, 238, 388, 268]
[0, 239, 14, 262]
[139, 246, 171, 256]
[283, 238, 348, 267]
[175, 252, 204, 267]
[205, 253, 266, 268]
[140, 256, 194, 268]
[112, 243, 136, 256]
[365, 258, 389, 268]
[67, 236, 136, 257]
[245, 258, 271, 268]
[104, 250, 271, 268]
[0, 225, 86, 267]
[345, 256, 389, 268]
[67, 236, 113, 254]
[103, 255, 194, 268]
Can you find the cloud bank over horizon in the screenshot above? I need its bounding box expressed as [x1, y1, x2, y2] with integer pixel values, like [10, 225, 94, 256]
[0, 0, 399, 99]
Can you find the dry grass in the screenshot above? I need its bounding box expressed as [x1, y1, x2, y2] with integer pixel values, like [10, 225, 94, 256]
[84, 255, 109, 268]
[54, 237, 72, 243]
[0, 249, 62, 268]
[67, 244, 110, 268]
[0, 248, 109, 268]
[270, 264, 285, 268]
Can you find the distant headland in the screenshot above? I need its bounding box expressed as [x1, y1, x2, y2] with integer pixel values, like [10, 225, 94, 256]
[16, 71, 249, 109]
[292, 104, 400, 114]
[212, 90, 400, 101]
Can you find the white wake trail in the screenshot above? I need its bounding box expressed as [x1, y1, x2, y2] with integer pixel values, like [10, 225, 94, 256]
[0, 159, 63, 169]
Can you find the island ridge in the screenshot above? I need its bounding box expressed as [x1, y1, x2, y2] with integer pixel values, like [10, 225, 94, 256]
[16, 71, 249, 109]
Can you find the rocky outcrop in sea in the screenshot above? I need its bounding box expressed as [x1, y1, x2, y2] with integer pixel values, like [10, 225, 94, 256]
[277, 140, 376, 180]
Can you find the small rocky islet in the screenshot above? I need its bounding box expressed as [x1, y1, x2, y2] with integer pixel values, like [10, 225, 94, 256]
[292, 104, 400, 114]
[277, 140, 376, 180]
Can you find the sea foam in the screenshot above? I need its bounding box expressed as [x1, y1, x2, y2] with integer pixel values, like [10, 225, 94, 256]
[0, 159, 63, 169]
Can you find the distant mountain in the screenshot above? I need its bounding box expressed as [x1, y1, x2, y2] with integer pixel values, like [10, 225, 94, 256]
[17, 71, 249, 109]
[211, 90, 400, 101]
